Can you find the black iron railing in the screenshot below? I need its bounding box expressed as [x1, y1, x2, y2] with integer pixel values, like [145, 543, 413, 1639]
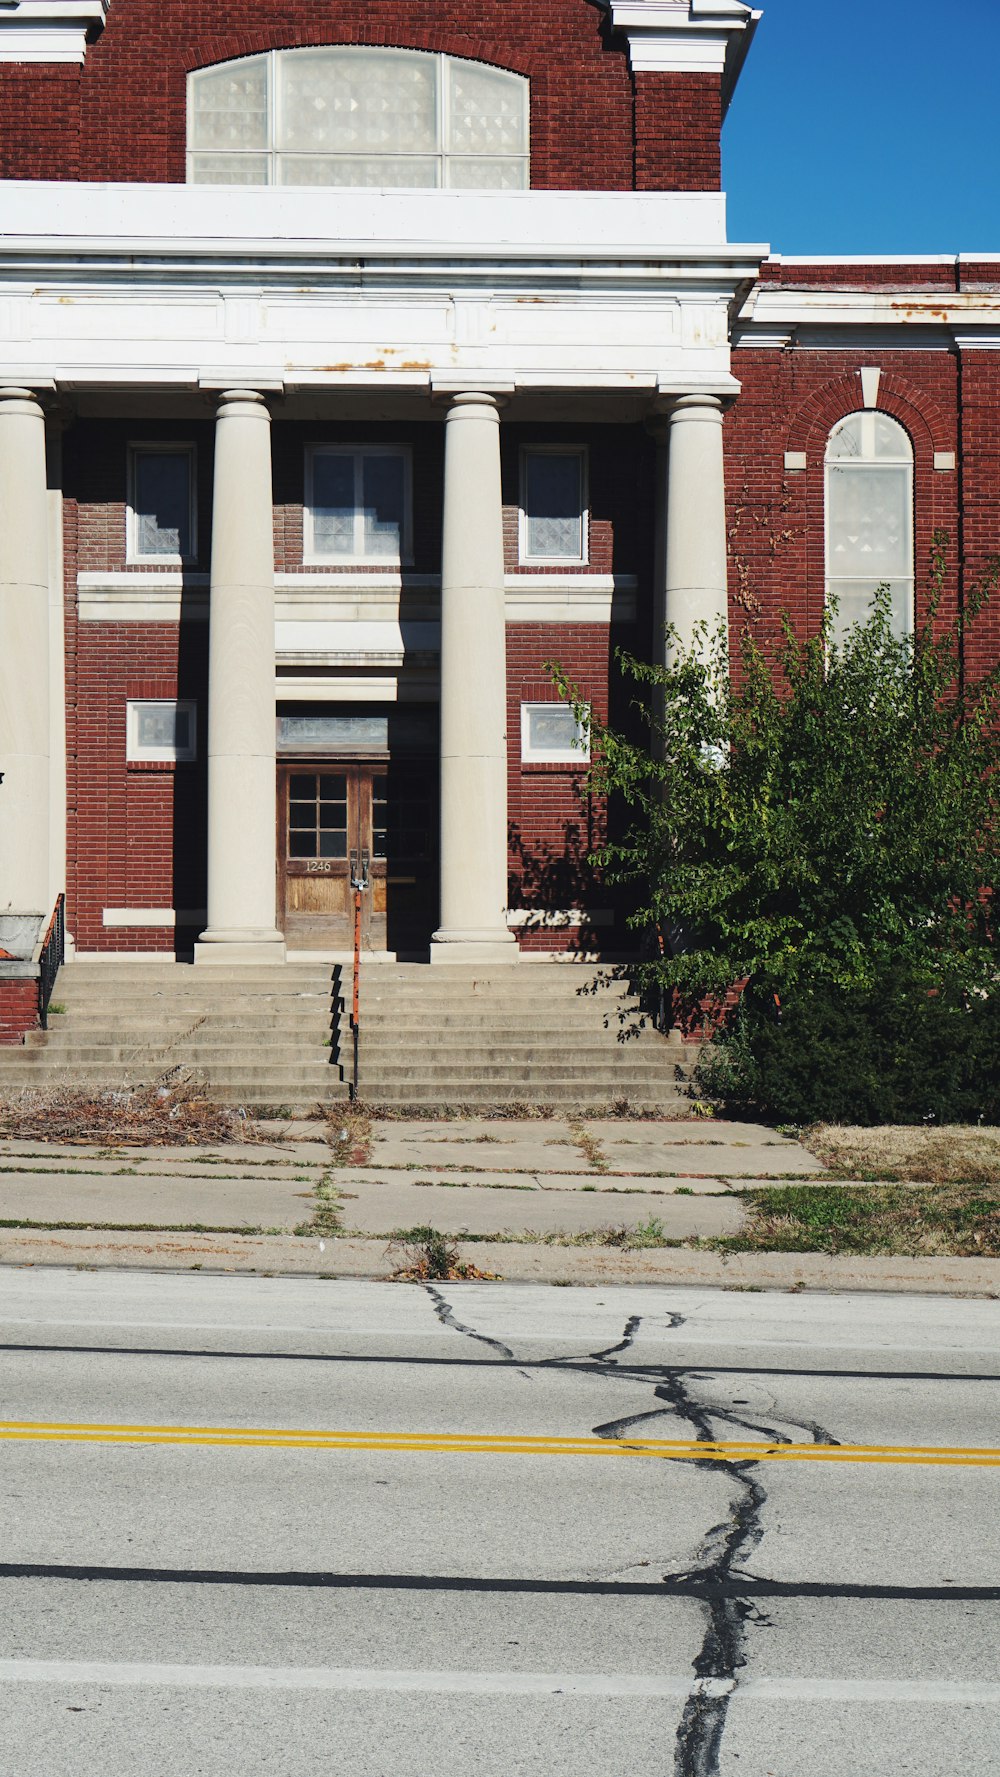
[38, 893, 66, 1031]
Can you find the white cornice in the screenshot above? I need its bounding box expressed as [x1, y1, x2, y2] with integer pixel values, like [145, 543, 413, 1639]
[0, 185, 766, 395]
[0, 1, 108, 64]
[737, 285, 1000, 339]
[603, 0, 761, 110]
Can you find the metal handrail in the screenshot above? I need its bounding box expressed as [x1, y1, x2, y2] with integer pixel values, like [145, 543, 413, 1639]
[38, 893, 66, 1031]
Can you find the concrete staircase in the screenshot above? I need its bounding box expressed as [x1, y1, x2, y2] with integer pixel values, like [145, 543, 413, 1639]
[348, 964, 694, 1112]
[0, 961, 347, 1113]
[0, 959, 694, 1115]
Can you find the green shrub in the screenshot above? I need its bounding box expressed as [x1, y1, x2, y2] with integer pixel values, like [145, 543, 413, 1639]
[696, 974, 1000, 1126]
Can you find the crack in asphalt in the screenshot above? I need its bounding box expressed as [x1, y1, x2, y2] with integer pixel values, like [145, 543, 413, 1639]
[423, 1286, 534, 1380]
[588, 1313, 643, 1362]
[424, 1291, 840, 1777]
[592, 1336, 838, 1777]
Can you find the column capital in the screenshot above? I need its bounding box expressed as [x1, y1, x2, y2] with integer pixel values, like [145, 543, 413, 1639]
[430, 375, 514, 407]
[657, 391, 730, 424]
[0, 387, 47, 419]
[215, 387, 272, 420]
[441, 390, 508, 429]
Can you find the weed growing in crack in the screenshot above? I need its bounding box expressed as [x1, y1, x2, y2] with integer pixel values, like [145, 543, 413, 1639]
[568, 1118, 610, 1174]
[385, 1226, 499, 1281]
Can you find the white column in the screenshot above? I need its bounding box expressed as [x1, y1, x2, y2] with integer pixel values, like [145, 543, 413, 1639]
[0, 389, 50, 916]
[432, 392, 517, 965]
[195, 390, 285, 965]
[659, 394, 729, 661]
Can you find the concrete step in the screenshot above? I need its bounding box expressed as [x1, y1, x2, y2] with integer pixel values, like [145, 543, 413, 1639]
[360, 1087, 687, 1109]
[34, 1020, 335, 1042]
[357, 1066, 685, 1088]
[9, 1045, 336, 1066]
[350, 1045, 684, 1069]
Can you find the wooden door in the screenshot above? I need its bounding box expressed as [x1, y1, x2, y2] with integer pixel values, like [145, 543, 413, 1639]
[278, 760, 436, 953]
[278, 763, 391, 951]
[278, 765, 354, 949]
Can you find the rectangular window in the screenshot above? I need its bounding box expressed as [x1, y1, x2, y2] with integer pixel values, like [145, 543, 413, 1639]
[519, 449, 587, 565]
[520, 701, 590, 764]
[305, 447, 412, 565]
[128, 447, 196, 563]
[127, 700, 197, 764]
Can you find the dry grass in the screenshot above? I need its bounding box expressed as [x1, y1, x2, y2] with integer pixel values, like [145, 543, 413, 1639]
[804, 1124, 1000, 1185]
[323, 1103, 373, 1166]
[0, 1085, 268, 1147]
[727, 1183, 1000, 1258]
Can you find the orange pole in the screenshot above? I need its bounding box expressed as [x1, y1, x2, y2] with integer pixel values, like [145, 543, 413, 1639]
[352, 886, 361, 1098]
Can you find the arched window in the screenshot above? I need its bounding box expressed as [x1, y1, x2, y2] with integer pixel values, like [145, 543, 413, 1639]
[187, 48, 529, 189]
[825, 411, 914, 642]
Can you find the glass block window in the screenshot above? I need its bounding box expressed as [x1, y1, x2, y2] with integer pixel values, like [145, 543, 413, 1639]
[520, 449, 587, 564]
[128, 447, 196, 563]
[305, 447, 412, 564]
[521, 702, 590, 765]
[127, 701, 197, 764]
[825, 412, 914, 643]
[188, 49, 529, 189]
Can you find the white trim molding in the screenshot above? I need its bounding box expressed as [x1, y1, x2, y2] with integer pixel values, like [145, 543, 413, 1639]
[603, 0, 761, 109]
[506, 908, 614, 928]
[0, 0, 108, 64]
[102, 909, 206, 929]
[0, 184, 765, 398]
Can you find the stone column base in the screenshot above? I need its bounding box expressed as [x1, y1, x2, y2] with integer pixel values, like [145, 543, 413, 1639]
[194, 929, 287, 966]
[430, 927, 519, 966]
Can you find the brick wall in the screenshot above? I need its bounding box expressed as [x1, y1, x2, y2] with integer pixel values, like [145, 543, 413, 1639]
[0, 1, 722, 192]
[0, 66, 81, 179]
[634, 72, 721, 191]
[726, 347, 962, 655]
[64, 419, 209, 954]
[0, 979, 39, 1045]
[958, 352, 1000, 687]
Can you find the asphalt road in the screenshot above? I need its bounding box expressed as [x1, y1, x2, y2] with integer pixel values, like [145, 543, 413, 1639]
[1, 1270, 998, 1776]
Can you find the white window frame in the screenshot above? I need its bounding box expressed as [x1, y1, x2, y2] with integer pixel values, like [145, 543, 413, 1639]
[520, 701, 591, 765]
[824, 411, 914, 638]
[127, 700, 198, 764]
[186, 48, 530, 189]
[304, 445, 414, 567]
[518, 446, 589, 567]
[127, 444, 197, 567]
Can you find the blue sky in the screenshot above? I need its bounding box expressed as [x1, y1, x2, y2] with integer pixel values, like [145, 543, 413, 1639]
[723, 0, 1000, 256]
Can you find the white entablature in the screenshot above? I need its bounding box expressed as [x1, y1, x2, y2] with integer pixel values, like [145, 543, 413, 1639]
[0, 0, 108, 63]
[0, 183, 766, 396]
[602, 0, 760, 106]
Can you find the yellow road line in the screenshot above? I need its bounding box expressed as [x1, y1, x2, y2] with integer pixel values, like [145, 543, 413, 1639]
[0, 1422, 998, 1467]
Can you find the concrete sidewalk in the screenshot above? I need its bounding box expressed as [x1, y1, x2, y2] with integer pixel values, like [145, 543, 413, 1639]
[0, 1116, 995, 1292]
[0, 1224, 996, 1295]
[0, 1116, 819, 1244]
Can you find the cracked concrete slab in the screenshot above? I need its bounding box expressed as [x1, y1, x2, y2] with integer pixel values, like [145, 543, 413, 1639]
[0, 1226, 996, 1292]
[338, 1179, 744, 1239]
[367, 1133, 583, 1172]
[593, 1140, 827, 1177]
[0, 1172, 315, 1231]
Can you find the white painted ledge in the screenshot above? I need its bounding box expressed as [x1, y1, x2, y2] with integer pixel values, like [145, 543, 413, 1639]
[0, 182, 735, 256]
[102, 909, 206, 929]
[507, 909, 614, 928]
[76, 573, 639, 627]
[0, 1, 108, 64]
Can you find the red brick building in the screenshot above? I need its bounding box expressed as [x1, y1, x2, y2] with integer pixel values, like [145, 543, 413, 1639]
[0, 1, 996, 1023]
